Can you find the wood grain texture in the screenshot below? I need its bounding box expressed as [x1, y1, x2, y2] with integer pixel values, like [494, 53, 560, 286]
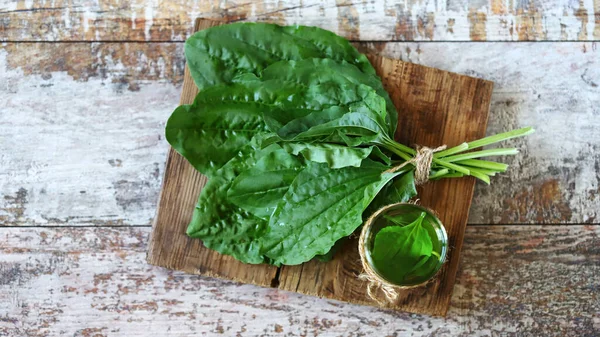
[1, 226, 599, 336]
[2, 42, 598, 227]
[279, 57, 493, 316]
[1, 0, 600, 42]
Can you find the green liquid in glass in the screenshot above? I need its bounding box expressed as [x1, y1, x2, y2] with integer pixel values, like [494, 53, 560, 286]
[364, 204, 447, 287]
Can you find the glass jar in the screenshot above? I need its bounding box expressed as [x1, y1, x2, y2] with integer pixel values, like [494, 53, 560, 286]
[361, 203, 448, 287]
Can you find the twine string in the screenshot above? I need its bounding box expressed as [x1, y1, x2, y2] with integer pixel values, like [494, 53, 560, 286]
[384, 145, 446, 184]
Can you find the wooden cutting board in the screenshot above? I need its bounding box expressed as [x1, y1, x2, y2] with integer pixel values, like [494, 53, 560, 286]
[147, 18, 493, 317]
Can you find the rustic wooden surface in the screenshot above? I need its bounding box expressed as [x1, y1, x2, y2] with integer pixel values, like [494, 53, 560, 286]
[1, 0, 600, 336]
[148, 17, 493, 313]
[2, 226, 599, 336]
[1, 0, 600, 42]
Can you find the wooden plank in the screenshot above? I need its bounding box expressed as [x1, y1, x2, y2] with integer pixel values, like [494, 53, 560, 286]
[1, 41, 599, 227]
[1, 0, 600, 42]
[145, 19, 278, 287]
[1, 226, 599, 336]
[279, 57, 493, 316]
[0, 42, 185, 227]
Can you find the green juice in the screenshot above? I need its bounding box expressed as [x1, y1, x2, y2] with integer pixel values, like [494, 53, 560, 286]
[364, 204, 447, 286]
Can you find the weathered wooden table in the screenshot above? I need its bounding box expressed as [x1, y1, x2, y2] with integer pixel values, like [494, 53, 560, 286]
[1, 1, 599, 336]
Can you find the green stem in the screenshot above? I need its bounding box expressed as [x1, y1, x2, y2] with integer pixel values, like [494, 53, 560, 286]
[431, 172, 464, 180]
[433, 143, 468, 158]
[462, 166, 498, 176]
[429, 127, 534, 159]
[433, 158, 471, 175]
[381, 126, 534, 182]
[383, 140, 413, 161]
[466, 127, 534, 150]
[442, 148, 519, 163]
[468, 168, 491, 184]
[454, 159, 508, 172]
[428, 168, 449, 180]
[389, 141, 416, 155]
[385, 140, 472, 175]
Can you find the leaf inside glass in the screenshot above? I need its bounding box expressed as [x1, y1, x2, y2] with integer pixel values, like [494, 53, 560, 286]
[370, 211, 439, 284]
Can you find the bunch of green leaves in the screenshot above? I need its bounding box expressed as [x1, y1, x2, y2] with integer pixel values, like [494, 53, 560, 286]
[166, 22, 534, 266]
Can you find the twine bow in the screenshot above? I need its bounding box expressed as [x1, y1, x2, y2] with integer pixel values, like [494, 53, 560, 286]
[358, 145, 446, 304]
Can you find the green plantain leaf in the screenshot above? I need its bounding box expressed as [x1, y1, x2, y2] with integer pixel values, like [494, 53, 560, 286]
[280, 142, 376, 169]
[404, 254, 440, 282]
[165, 85, 272, 177]
[260, 160, 400, 265]
[315, 237, 348, 262]
[185, 23, 375, 89]
[227, 142, 390, 221]
[185, 23, 397, 135]
[370, 212, 433, 284]
[267, 103, 390, 145]
[166, 76, 379, 177]
[227, 147, 304, 219]
[260, 58, 397, 136]
[167, 66, 395, 177]
[186, 141, 272, 264]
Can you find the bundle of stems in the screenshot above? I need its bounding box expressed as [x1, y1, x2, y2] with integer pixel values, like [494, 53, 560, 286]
[381, 127, 535, 184]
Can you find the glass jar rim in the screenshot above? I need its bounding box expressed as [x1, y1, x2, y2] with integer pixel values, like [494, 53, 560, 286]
[360, 202, 448, 288]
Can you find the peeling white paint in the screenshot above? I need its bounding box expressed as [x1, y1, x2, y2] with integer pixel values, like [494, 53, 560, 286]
[24, 0, 34, 10]
[1, 226, 598, 336]
[63, 5, 71, 29]
[144, 3, 154, 41]
[1, 0, 599, 42]
[0, 49, 180, 226]
[82, 9, 92, 33]
[0, 1, 18, 11]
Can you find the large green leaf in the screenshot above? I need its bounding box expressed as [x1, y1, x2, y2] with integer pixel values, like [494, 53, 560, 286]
[165, 86, 272, 177]
[280, 142, 375, 169]
[185, 23, 375, 90]
[262, 88, 392, 147]
[371, 212, 433, 284]
[227, 142, 387, 221]
[167, 71, 393, 176]
[259, 160, 399, 265]
[166, 77, 366, 177]
[227, 148, 304, 219]
[260, 58, 397, 136]
[185, 23, 397, 135]
[244, 60, 392, 142]
[187, 142, 271, 264]
[277, 107, 389, 144]
[315, 237, 348, 262]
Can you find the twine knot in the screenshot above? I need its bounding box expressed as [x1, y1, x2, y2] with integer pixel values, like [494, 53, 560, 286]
[384, 145, 446, 185]
[359, 144, 446, 304]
